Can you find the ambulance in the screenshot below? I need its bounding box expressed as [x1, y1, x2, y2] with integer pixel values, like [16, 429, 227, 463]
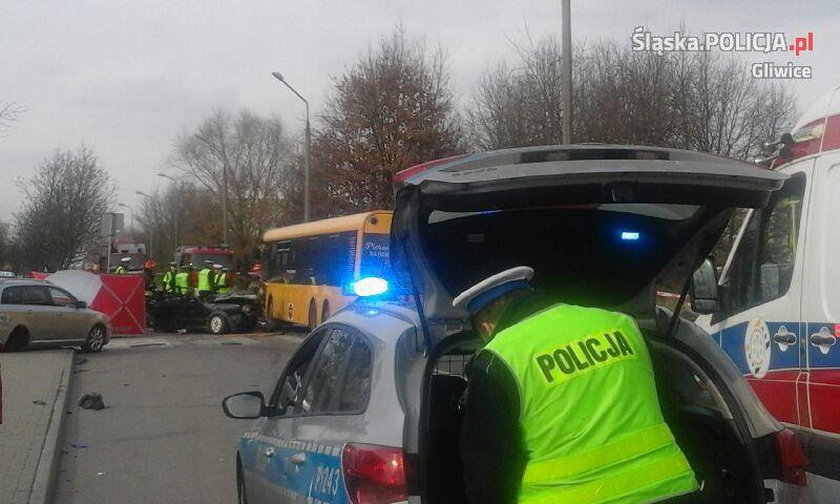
[695, 85, 840, 501]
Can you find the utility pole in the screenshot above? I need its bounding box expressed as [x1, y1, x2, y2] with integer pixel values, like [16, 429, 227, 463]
[561, 0, 573, 144]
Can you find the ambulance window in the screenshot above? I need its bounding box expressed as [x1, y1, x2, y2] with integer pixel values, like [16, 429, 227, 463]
[720, 173, 806, 316]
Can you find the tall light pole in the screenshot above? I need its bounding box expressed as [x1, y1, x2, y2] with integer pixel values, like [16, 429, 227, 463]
[561, 0, 573, 144]
[118, 203, 133, 232]
[156, 173, 180, 247]
[272, 71, 311, 222]
[135, 191, 153, 258]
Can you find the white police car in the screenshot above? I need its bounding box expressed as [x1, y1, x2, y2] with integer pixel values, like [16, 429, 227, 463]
[223, 145, 806, 504]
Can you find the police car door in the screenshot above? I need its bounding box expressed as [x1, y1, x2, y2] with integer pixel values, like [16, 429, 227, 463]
[243, 327, 328, 502]
[710, 168, 811, 428]
[261, 325, 367, 503]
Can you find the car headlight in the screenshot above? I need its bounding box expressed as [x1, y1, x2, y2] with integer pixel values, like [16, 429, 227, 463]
[242, 304, 252, 314]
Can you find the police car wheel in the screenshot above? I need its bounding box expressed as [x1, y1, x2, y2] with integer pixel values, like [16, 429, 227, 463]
[236, 458, 248, 504]
[208, 313, 228, 335]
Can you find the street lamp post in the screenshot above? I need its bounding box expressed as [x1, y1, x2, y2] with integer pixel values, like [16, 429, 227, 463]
[272, 71, 311, 222]
[156, 173, 180, 247]
[135, 191, 154, 258]
[561, 0, 573, 144]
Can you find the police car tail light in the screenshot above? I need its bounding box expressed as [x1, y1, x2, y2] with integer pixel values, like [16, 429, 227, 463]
[774, 429, 808, 486]
[342, 443, 408, 504]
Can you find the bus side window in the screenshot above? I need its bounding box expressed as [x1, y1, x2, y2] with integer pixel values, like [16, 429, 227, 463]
[719, 173, 806, 318]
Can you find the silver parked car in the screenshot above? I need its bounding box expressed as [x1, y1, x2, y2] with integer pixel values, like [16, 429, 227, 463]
[0, 279, 111, 352]
[224, 145, 807, 504]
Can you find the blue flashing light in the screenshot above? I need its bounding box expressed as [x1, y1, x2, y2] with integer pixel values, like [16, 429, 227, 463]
[352, 277, 389, 297]
[620, 231, 640, 241]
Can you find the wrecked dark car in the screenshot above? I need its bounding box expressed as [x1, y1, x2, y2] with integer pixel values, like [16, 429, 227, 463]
[146, 292, 258, 335]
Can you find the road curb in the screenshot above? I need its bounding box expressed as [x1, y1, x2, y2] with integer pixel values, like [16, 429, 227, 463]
[28, 350, 74, 504]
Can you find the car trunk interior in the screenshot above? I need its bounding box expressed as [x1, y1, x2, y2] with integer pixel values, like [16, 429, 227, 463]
[420, 327, 765, 504]
[412, 204, 765, 503]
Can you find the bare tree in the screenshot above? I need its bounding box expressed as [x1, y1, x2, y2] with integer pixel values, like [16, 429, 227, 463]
[0, 101, 25, 137]
[468, 37, 565, 149]
[13, 146, 115, 271]
[135, 181, 227, 264]
[469, 37, 796, 160]
[314, 26, 463, 215]
[172, 110, 294, 263]
[0, 221, 10, 269]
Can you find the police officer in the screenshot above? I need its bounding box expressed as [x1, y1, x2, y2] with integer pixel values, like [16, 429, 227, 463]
[162, 262, 178, 293]
[114, 257, 131, 274]
[174, 264, 193, 296]
[214, 264, 230, 294]
[197, 260, 215, 299]
[454, 266, 697, 504]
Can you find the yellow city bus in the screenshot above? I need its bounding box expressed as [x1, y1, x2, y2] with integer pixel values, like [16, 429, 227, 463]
[261, 210, 392, 329]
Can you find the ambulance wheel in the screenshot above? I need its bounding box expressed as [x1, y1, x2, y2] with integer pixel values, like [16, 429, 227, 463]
[208, 313, 229, 335]
[308, 300, 317, 331]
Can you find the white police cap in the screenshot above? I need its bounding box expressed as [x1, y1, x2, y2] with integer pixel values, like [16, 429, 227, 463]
[452, 266, 534, 315]
[120, 257, 131, 263]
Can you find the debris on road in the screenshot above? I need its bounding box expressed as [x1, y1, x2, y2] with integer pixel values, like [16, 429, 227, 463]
[78, 393, 105, 410]
[70, 442, 88, 449]
[32, 400, 47, 406]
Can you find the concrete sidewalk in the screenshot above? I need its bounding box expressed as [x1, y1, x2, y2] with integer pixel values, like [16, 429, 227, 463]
[0, 350, 74, 504]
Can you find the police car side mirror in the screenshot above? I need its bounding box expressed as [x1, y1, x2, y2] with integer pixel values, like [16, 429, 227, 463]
[690, 259, 720, 315]
[222, 391, 266, 419]
[75, 300, 87, 309]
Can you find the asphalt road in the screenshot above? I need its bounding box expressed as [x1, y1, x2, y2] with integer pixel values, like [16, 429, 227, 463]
[53, 332, 305, 504]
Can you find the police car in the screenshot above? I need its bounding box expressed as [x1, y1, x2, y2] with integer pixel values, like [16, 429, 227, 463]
[223, 145, 806, 504]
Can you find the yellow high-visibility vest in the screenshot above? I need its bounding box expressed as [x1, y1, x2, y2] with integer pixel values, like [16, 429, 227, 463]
[162, 271, 176, 292]
[198, 268, 213, 292]
[215, 272, 229, 294]
[483, 304, 698, 504]
[175, 272, 191, 295]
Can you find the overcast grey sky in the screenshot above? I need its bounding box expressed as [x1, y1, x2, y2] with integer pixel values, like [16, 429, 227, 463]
[1, 0, 836, 225]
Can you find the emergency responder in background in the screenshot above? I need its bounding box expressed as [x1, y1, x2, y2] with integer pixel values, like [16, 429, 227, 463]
[162, 262, 178, 293]
[213, 264, 231, 294]
[143, 259, 156, 291]
[175, 264, 193, 296]
[114, 257, 131, 274]
[197, 260, 215, 299]
[454, 266, 697, 504]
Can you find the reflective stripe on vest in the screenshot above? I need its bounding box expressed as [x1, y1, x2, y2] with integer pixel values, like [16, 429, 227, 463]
[522, 449, 694, 504]
[522, 423, 674, 483]
[483, 304, 698, 504]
